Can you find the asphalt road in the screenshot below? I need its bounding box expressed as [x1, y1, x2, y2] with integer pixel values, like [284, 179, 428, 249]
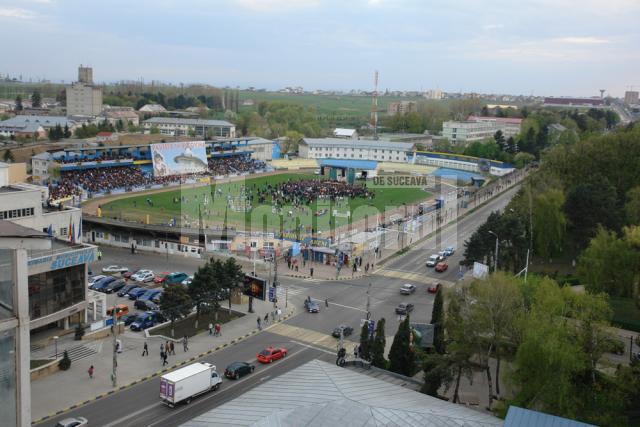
[37, 185, 521, 426]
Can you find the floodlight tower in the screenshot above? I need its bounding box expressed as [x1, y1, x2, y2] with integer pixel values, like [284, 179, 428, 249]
[371, 70, 379, 140]
[599, 89, 606, 99]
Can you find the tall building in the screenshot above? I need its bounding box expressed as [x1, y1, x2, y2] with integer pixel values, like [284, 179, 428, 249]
[624, 91, 639, 105]
[66, 66, 103, 117]
[387, 101, 417, 115]
[442, 116, 522, 145]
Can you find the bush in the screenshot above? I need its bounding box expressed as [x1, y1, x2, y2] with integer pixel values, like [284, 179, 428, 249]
[608, 338, 626, 355]
[58, 350, 71, 371]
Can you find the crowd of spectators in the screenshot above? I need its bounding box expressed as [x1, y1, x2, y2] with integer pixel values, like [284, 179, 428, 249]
[251, 178, 373, 207]
[55, 153, 132, 164]
[208, 157, 265, 176]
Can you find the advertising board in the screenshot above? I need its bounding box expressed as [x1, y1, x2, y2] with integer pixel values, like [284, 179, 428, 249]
[150, 141, 208, 177]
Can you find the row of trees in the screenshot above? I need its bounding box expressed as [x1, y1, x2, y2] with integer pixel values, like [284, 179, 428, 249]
[74, 120, 115, 139]
[234, 101, 324, 142]
[158, 257, 245, 337]
[47, 123, 72, 141]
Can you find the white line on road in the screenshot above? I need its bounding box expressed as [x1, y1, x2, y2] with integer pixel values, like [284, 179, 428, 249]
[309, 298, 367, 312]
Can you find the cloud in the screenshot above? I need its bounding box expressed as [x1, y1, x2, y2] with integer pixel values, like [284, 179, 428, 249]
[0, 7, 35, 19]
[553, 36, 611, 45]
[482, 24, 504, 31]
[234, 0, 319, 11]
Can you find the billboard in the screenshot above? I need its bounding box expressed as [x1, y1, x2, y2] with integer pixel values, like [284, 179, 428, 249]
[243, 274, 266, 300]
[150, 141, 208, 177]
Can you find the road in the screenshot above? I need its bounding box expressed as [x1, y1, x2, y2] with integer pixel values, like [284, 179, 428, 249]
[37, 185, 521, 427]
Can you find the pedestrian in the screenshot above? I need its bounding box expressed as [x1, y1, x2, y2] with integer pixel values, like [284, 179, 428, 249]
[208, 323, 213, 335]
[264, 313, 269, 325]
[354, 345, 358, 359]
[183, 335, 188, 352]
[88, 365, 94, 379]
[215, 323, 221, 336]
[97, 249, 102, 260]
[310, 267, 314, 278]
[325, 298, 329, 308]
[142, 341, 148, 356]
[169, 341, 175, 355]
[160, 342, 165, 357]
[162, 351, 168, 366]
[257, 317, 262, 330]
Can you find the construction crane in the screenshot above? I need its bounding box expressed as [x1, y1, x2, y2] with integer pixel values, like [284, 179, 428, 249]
[371, 70, 379, 141]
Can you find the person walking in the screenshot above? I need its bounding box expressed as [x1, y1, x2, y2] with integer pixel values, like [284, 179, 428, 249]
[169, 341, 175, 355]
[88, 365, 94, 379]
[215, 323, 221, 336]
[142, 341, 148, 357]
[264, 313, 269, 325]
[208, 323, 213, 335]
[325, 298, 329, 308]
[310, 267, 314, 278]
[162, 351, 168, 366]
[257, 316, 262, 330]
[183, 335, 188, 352]
[160, 343, 165, 359]
[97, 248, 102, 261]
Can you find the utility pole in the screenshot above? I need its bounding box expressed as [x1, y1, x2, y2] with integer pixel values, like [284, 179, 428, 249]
[366, 282, 372, 320]
[111, 308, 118, 387]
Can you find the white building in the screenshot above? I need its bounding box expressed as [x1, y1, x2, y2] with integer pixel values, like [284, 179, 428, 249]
[442, 116, 522, 145]
[424, 89, 444, 100]
[332, 128, 358, 139]
[66, 66, 103, 117]
[143, 117, 236, 138]
[299, 138, 414, 162]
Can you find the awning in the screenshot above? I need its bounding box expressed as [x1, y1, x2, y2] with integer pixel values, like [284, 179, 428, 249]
[308, 246, 335, 254]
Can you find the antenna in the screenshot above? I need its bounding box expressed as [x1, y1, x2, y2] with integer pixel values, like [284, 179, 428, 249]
[371, 70, 379, 141]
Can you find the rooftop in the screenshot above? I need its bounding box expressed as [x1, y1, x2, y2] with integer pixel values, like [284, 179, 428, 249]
[303, 137, 415, 151]
[0, 220, 49, 239]
[181, 359, 502, 427]
[0, 185, 26, 193]
[143, 117, 234, 127]
[0, 115, 76, 128]
[504, 406, 595, 427]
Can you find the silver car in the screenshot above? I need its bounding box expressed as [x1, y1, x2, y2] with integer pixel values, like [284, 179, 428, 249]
[55, 417, 88, 427]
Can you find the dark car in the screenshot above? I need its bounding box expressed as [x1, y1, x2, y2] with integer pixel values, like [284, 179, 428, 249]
[103, 279, 126, 294]
[395, 302, 414, 315]
[306, 300, 320, 313]
[130, 311, 158, 331]
[332, 325, 354, 338]
[224, 362, 255, 379]
[117, 284, 139, 297]
[120, 313, 137, 326]
[128, 287, 148, 300]
[135, 299, 159, 311]
[91, 276, 116, 292]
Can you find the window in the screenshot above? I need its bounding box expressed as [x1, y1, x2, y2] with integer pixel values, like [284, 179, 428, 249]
[59, 227, 67, 236]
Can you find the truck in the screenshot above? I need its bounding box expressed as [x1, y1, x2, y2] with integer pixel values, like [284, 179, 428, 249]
[160, 362, 222, 407]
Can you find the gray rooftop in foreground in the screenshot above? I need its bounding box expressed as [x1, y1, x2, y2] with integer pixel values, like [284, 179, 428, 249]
[142, 117, 234, 127]
[181, 359, 502, 427]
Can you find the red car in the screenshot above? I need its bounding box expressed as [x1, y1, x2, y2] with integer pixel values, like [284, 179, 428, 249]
[153, 272, 170, 284]
[427, 282, 442, 293]
[435, 262, 449, 273]
[256, 346, 287, 363]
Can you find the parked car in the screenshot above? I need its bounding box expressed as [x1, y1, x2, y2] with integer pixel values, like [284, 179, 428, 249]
[106, 304, 129, 318]
[305, 300, 320, 313]
[136, 299, 159, 311]
[438, 250, 448, 259]
[102, 265, 129, 274]
[151, 289, 164, 304]
[224, 362, 255, 379]
[395, 302, 414, 315]
[88, 275, 106, 287]
[134, 290, 161, 309]
[103, 279, 126, 294]
[91, 276, 116, 291]
[427, 282, 442, 294]
[435, 262, 449, 273]
[118, 284, 140, 297]
[120, 313, 137, 326]
[130, 311, 158, 331]
[165, 272, 189, 286]
[256, 346, 287, 363]
[154, 272, 170, 285]
[138, 288, 162, 302]
[400, 283, 416, 295]
[181, 276, 194, 286]
[55, 417, 88, 427]
[128, 287, 148, 300]
[122, 269, 139, 279]
[130, 269, 153, 282]
[443, 246, 455, 256]
[332, 325, 354, 338]
[426, 254, 443, 267]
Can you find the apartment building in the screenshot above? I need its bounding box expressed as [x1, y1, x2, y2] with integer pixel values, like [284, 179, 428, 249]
[66, 66, 103, 117]
[442, 116, 522, 145]
[299, 138, 414, 162]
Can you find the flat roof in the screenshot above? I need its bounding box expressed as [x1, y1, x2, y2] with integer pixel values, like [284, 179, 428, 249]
[0, 220, 49, 238]
[0, 186, 25, 193]
[303, 137, 414, 150]
[143, 117, 234, 127]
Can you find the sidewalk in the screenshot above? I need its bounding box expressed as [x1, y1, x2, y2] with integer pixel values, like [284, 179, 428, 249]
[31, 298, 293, 423]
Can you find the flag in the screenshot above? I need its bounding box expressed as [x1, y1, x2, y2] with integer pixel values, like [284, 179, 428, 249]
[77, 219, 82, 241]
[71, 222, 75, 244]
[68, 218, 72, 242]
[47, 224, 53, 237]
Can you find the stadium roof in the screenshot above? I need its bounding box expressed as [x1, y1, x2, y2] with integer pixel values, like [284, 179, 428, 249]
[143, 117, 234, 127]
[504, 406, 595, 427]
[319, 159, 378, 170]
[302, 137, 414, 151]
[181, 359, 503, 427]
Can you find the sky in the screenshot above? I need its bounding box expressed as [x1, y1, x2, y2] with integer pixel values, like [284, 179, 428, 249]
[1, 0, 639, 97]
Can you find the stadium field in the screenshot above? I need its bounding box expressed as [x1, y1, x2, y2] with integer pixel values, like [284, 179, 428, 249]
[99, 173, 430, 234]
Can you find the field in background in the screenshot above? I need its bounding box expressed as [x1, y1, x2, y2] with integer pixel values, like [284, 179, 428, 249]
[100, 172, 430, 233]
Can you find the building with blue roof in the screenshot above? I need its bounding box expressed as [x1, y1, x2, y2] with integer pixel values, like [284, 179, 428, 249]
[505, 406, 596, 427]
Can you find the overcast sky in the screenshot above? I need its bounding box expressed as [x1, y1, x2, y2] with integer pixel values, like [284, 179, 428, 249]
[1, 0, 639, 96]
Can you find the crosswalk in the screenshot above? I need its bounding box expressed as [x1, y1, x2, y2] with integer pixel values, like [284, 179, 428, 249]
[267, 323, 358, 352]
[372, 267, 455, 287]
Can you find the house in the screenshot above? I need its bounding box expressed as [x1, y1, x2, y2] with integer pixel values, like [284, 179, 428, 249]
[333, 128, 358, 139]
[100, 107, 140, 127]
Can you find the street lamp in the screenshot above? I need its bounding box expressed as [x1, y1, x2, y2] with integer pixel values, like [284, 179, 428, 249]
[53, 336, 59, 359]
[488, 230, 499, 272]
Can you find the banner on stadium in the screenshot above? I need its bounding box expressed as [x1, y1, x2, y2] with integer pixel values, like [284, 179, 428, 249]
[150, 141, 208, 177]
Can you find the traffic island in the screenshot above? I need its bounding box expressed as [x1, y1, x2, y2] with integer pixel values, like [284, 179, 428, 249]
[147, 310, 244, 340]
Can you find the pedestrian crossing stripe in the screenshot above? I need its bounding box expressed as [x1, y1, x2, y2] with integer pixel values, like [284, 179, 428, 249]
[373, 268, 454, 287]
[267, 323, 357, 352]
[47, 343, 99, 362]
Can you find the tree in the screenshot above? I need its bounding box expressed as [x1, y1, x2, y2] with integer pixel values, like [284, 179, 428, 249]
[624, 186, 640, 225]
[115, 119, 125, 132]
[3, 149, 14, 163]
[159, 285, 192, 337]
[15, 95, 23, 111]
[222, 257, 245, 314]
[532, 189, 566, 259]
[494, 130, 506, 150]
[58, 350, 71, 370]
[63, 124, 71, 139]
[188, 258, 223, 329]
[359, 321, 371, 361]
[370, 318, 386, 368]
[31, 90, 42, 108]
[431, 286, 445, 354]
[150, 125, 160, 134]
[388, 316, 416, 376]
[421, 353, 452, 397]
[513, 152, 534, 168]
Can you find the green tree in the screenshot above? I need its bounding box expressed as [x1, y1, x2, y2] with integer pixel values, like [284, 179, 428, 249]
[359, 321, 371, 361]
[421, 353, 452, 397]
[494, 130, 506, 150]
[115, 119, 125, 132]
[388, 316, 416, 376]
[159, 285, 193, 337]
[370, 318, 387, 368]
[222, 257, 245, 314]
[31, 90, 42, 108]
[3, 149, 14, 163]
[513, 152, 535, 168]
[15, 95, 23, 111]
[58, 350, 71, 370]
[188, 258, 223, 329]
[150, 125, 160, 134]
[532, 189, 566, 259]
[624, 186, 640, 225]
[431, 286, 445, 354]
[63, 124, 71, 138]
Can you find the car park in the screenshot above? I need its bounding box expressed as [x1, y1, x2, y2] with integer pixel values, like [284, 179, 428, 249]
[103, 279, 126, 294]
[395, 302, 414, 315]
[256, 347, 287, 363]
[118, 283, 140, 297]
[154, 272, 170, 285]
[426, 254, 443, 267]
[91, 276, 117, 291]
[427, 282, 442, 294]
[224, 362, 255, 379]
[88, 275, 106, 287]
[332, 325, 354, 338]
[435, 262, 449, 272]
[54, 417, 88, 427]
[128, 287, 148, 300]
[164, 272, 189, 286]
[400, 283, 416, 295]
[102, 265, 129, 274]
